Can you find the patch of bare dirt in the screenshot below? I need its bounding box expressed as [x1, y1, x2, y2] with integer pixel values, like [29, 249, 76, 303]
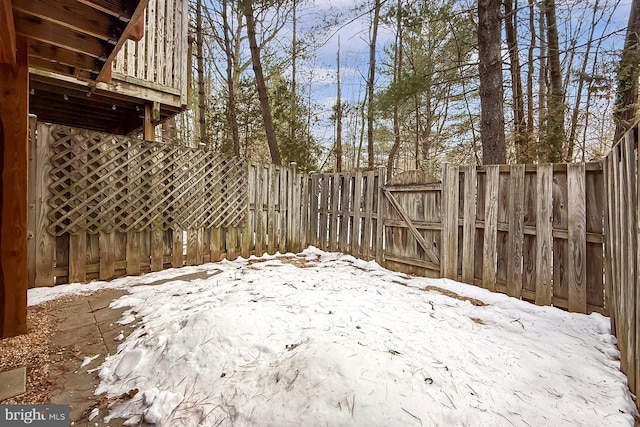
[422, 285, 487, 307]
[247, 254, 319, 269]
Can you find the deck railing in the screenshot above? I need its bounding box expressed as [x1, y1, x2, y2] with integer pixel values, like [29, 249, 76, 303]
[112, 0, 189, 105]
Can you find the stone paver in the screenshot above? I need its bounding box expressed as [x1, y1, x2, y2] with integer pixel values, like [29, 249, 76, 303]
[0, 367, 26, 401]
[47, 289, 143, 426]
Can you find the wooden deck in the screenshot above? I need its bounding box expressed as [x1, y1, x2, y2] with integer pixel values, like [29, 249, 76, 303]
[26, 0, 189, 134]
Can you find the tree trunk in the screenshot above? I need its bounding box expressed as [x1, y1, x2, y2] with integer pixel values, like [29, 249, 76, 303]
[222, 0, 240, 156]
[566, 0, 600, 161]
[242, 0, 281, 165]
[537, 3, 548, 161]
[291, 0, 297, 149]
[544, 0, 565, 162]
[387, 0, 402, 181]
[526, 0, 535, 156]
[336, 37, 342, 172]
[196, 0, 207, 144]
[478, 0, 506, 164]
[613, 0, 640, 143]
[367, 0, 381, 168]
[505, 0, 527, 163]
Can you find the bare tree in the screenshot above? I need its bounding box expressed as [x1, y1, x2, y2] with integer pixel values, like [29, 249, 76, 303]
[367, 0, 382, 168]
[505, 0, 527, 162]
[613, 0, 640, 142]
[221, 0, 241, 156]
[196, 0, 207, 144]
[241, 0, 282, 165]
[386, 0, 402, 180]
[336, 36, 343, 172]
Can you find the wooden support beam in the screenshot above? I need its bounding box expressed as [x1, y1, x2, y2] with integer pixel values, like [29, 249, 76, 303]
[0, 36, 29, 338]
[0, 0, 16, 64]
[12, 0, 126, 43]
[96, 0, 149, 82]
[129, 14, 145, 42]
[143, 101, 158, 141]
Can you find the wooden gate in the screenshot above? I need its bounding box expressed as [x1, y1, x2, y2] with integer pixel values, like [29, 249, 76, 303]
[381, 170, 442, 278]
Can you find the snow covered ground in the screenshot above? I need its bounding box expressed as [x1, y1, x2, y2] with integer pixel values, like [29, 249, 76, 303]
[29, 247, 638, 426]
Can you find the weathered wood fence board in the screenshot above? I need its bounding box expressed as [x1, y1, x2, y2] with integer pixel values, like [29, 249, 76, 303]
[29, 124, 308, 285]
[452, 163, 604, 312]
[603, 124, 639, 396]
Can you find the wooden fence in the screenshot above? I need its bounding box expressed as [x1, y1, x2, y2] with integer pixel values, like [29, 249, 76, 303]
[28, 123, 305, 286]
[304, 168, 386, 263]
[30, 121, 639, 396]
[603, 123, 639, 396]
[310, 164, 605, 315]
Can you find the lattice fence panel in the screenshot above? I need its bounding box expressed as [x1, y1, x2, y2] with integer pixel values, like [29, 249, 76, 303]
[47, 126, 247, 236]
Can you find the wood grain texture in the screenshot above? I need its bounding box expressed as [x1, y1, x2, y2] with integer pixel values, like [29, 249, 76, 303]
[363, 172, 374, 259]
[278, 167, 287, 253]
[319, 175, 329, 251]
[535, 164, 553, 306]
[441, 164, 459, 280]
[375, 167, 386, 264]
[126, 231, 141, 275]
[622, 135, 637, 390]
[482, 165, 499, 292]
[33, 124, 55, 287]
[0, 36, 28, 337]
[310, 175, 319, 247]
[150, 229, 164, 271]
[507, 165, 525, 298]
[461, 166, 476, 284]
[567, 163, 587, 313]
[329, 174, 339, 252]
[351, 171, 363, 256]
[267, 165, 276, 255]
[99, 231, 115, 279]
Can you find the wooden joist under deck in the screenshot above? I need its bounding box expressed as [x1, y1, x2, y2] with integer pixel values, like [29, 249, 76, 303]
[10, 0, 148, 81]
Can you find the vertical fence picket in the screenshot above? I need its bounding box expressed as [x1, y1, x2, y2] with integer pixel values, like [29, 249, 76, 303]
[442, 164, 459, 280]
[507, 165, 525, 298]
[34, 124, 55, 287]
[461, 166, 476, 284]
[567, 163, 587, 313]
[535, 164, 553, 306]
[267, 165, 277, 255]
[482, 165, 499, 292]
[622, 134, 637, 390]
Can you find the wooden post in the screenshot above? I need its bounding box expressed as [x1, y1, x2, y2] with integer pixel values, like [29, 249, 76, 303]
[0, 36, 29, 337]
[144, 101, 159, 141]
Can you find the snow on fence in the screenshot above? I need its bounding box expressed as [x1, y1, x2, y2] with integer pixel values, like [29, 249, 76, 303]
[603, 122, 640, 397]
